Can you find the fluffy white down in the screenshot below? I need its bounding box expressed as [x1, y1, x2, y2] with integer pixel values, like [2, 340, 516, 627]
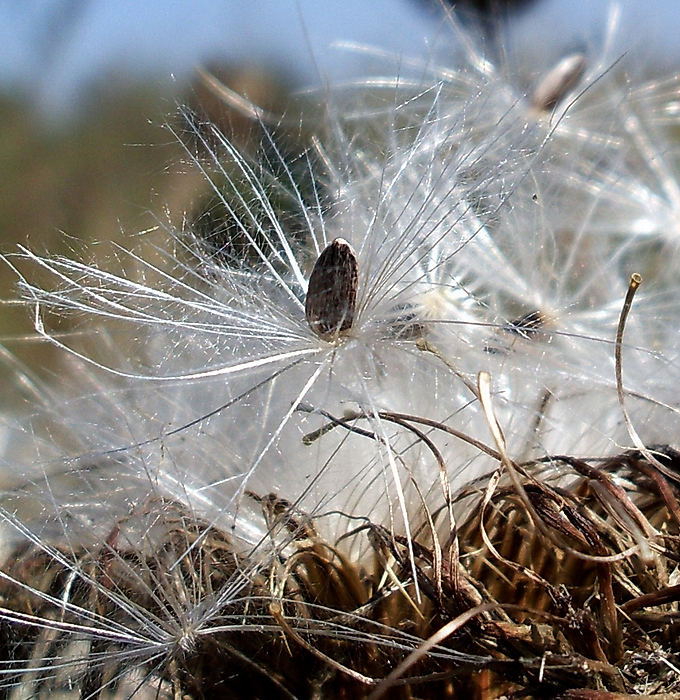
[0, 15, 679, 684]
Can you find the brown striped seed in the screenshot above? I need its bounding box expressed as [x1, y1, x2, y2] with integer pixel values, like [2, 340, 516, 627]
[305, 238, 358, 340]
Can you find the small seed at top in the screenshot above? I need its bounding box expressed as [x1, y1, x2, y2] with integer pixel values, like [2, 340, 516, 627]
[531, 54, 587, 112]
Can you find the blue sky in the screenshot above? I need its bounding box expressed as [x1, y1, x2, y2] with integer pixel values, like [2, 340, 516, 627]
[1, 0, 679, 118]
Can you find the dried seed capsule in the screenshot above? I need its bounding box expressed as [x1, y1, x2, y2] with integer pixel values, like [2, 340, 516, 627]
[531, 53, 587, 112]
[305, 238, 358, 340]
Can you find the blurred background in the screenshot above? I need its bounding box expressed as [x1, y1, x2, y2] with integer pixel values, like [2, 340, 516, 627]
[1, 0, 679, 380]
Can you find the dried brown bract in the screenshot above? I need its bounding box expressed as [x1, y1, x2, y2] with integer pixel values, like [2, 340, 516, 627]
[3, 445, 680, 698]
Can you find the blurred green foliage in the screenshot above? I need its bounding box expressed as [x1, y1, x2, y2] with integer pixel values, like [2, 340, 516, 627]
[0, 66, 313, 391]
[0, 83, 191, 381]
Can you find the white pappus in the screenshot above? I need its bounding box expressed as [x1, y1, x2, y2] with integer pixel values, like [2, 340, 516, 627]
[1, 7, 680, 697]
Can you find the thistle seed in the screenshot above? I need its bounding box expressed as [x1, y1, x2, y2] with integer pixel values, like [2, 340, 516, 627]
[485, 310, 547, 354]
[531, 53, 587, 112]
[305, 238, 358, 340]
[506, 309, 546, 339]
